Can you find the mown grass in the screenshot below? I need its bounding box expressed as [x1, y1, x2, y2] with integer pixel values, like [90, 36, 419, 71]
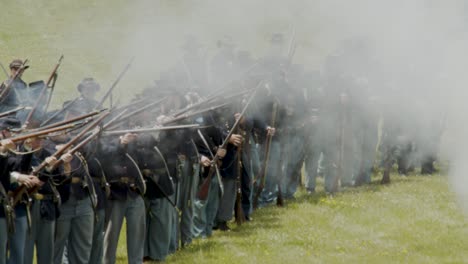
[116, 172, 468, 264]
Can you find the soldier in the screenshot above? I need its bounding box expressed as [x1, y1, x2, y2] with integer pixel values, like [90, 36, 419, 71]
[178, 35, 209, 93]
[0, 59, 28, 112]
[22, 137, 61, 264]
[0, 117, 42, 264]
[63, 77, 100, 119]
[53, 140, 96, 264]
[192, 110, 226, 237]
[209, 36, 238, 88]
[101, 132, 146, 264]
[140, 132, 176, 262]
[85, 141, 110, 264]
[213, 108, 245, 231]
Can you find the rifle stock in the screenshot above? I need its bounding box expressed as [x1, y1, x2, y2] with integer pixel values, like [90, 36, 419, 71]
[235, 142, 245, 225]
[196, 88, 259, 200]
[9, 122, 85, 143]
[253, 102, 277, 210]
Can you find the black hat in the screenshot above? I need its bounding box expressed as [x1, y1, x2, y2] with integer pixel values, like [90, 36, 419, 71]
[9, 59, 29, 70]
[9, 59, 23, 69]
[77, 77, 100, 92]
[0, 117, 21, 131]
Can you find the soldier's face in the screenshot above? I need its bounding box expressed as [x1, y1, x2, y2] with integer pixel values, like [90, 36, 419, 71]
[10, 67, 21, 77]
[81, 88, 97, 100]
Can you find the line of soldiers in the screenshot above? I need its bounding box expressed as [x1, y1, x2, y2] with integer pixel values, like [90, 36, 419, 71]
[0, 33, 444, 264]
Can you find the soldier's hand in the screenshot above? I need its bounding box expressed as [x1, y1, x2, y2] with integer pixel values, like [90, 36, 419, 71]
[0, 139, 15, 153]
[200, 155, 211, 167]
[216, 148, 227, 158]
[45, 156, 58, 167]
[156, 115, 172, 125]
[266, 126, 276, 136]
[18, 174, 42, 188]
[120, 133, 137, 145]
[228, 134, 243, 147]
[60, 153, 73, 164]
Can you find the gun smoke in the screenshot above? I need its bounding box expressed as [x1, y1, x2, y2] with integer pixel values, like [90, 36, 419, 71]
[3, 0, 468, 212]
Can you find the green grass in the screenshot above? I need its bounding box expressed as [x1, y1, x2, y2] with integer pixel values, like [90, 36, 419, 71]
[116, 172, 468, 264]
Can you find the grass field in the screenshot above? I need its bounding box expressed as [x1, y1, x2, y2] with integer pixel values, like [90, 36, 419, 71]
[115, 172, 468, 264]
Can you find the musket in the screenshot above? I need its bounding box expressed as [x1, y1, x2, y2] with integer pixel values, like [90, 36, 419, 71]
[197, 129, 224, 197]
[172, 89, 249, 118]
[95, 58, 134, 110]
[23, 55, 64, 128]
[253, 101, 278, 209]
[40, 97, 79, 127]
[234, 132, 245, 226]
[8, 122, 87, 143]
[102, 109, 128, 130]
[206, 61, 260, 99]
[0, 106, 27, 118]
[161, 102, 230, 126]
[9, 111, 110, 207]
[36, 109, 105, 131]
[43, 55, 64, 114]
[196, 88, 258, 200]
[287, 25, 297, 64]
[48, 126, 103, 171]
[102, 124, 200, 136]
[0, 59, 29, 104]
[0, 61, 9, 78]
[113, 98, 148, 113]
[104, 97, 167, 130]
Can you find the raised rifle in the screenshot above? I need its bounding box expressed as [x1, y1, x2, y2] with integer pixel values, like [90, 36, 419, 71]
[102, 124, 200, 136]
[9, 111, 110, 207]
[95, 58, 134, 110]
[196, 88, 258, 200]
[0, 59, 29, 104]
[23, 55, 64, 128]
[104, 97, 167, 130]
[40, 97, 79, 127]
[173, 89, 249, 118]
[253, 101, 277, 209]
[8, 122, 88, 143]
[161, 102, 230, 126]
[0, 106, 27, 118]
[35, 109, 105, 131]
[234, 129, 245, 225]
[0, 61, 9, 78]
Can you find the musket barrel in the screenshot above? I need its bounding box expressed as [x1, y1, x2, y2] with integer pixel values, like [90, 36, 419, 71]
[102, 124, 200, 136]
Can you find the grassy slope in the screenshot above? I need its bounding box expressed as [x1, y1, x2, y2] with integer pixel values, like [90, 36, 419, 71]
[116, 173, 467, 264]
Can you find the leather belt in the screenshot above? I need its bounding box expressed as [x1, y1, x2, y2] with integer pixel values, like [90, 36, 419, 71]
[33, 193, 55, 201]
[119, 177, 134, 184]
